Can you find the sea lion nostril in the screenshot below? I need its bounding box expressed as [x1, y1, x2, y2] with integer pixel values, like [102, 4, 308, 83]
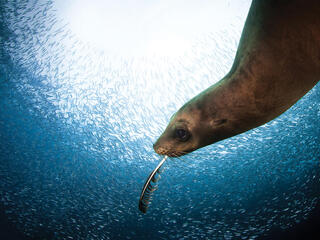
[153, 145, 166, 156]
[153, 141, 161, 152]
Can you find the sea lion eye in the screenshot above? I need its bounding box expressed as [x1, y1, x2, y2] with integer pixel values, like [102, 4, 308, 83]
[175, 128, 190, 142]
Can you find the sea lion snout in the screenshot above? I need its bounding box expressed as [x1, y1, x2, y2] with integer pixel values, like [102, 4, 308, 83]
[153, 141, 162, 155]
[153, 138, 167, 155]
[153, 140, 172, 156]
[153, 139, 188, 157]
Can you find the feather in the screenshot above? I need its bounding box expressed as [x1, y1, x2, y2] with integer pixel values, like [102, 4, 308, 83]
[138, 155, 168, 213]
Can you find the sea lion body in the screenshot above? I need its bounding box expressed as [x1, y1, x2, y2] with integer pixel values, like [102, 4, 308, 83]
[153, 0, 320, 157]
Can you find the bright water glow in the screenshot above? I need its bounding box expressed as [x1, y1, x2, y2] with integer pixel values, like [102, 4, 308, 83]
[55, 0, 239, 57]
[0, 0, 319, 239]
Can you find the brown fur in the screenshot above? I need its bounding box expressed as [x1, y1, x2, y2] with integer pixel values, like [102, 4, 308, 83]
[154, 0, 320, 157]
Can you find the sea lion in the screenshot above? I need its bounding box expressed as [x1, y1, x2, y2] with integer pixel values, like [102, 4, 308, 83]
[153, 0, 320, 157]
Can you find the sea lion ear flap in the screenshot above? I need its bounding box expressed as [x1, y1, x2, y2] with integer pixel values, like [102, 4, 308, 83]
[210, 119, 228, 127]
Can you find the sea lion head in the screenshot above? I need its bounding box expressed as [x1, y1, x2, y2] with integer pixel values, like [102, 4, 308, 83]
[153, 96, 228, 157]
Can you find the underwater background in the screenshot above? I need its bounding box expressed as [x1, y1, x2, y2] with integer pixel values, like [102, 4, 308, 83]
[0, 0, 319, 239]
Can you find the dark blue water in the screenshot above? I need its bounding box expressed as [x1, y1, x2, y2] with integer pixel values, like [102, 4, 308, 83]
[1, 1, 319, 239]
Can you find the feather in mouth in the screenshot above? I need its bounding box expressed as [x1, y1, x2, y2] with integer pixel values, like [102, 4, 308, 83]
[138, 155, 168, 213]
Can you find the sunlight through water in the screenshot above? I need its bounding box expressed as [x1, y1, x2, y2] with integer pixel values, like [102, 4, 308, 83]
[54, 0, 241, 57]
[0, 0, 319, 239]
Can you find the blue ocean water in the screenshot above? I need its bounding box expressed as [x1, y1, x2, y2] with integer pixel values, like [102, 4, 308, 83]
[0, 0, 319, 239]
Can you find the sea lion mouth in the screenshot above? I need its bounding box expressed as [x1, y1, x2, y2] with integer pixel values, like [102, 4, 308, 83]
[165, 151, 187, 158]
[153, 145, 189, 157]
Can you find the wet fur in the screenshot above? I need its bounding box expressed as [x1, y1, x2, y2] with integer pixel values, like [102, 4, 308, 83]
[154, 0, 320, 157]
